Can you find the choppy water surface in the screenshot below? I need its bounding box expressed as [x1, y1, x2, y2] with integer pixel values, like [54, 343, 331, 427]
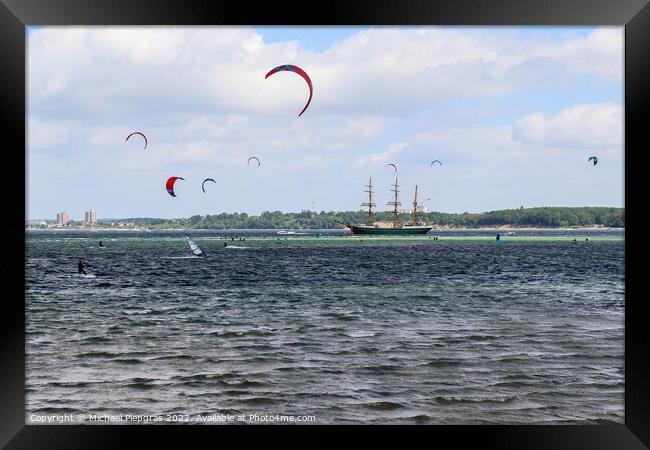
[26, 229, 624, 424]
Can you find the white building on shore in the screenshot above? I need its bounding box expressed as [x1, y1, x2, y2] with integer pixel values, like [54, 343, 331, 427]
[56, 212, 69, 225]
[84, 210, 97, 225]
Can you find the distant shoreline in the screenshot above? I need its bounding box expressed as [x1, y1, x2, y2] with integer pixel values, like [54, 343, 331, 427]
[26, 226, 624, 232]
[26, 207, 625, 230]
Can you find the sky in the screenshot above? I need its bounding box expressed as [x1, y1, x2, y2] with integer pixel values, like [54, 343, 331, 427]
[27, 26, 624, 220]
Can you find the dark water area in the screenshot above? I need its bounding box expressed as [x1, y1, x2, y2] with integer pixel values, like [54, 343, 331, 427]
[25, 229, 624, 424]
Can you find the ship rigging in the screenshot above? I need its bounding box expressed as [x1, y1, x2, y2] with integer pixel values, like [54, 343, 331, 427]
[344, 177, 432, 235]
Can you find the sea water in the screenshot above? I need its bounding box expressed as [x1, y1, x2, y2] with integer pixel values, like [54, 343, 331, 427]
[25, 229, 624, 424]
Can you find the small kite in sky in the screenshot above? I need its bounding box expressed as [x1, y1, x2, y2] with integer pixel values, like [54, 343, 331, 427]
[126, 131, 147, 149]
[166, 176, 184, 197]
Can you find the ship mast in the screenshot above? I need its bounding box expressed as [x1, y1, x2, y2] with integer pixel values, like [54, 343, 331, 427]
[387, 177, 401, 228]
[411, 184, 419, 225]
[361, 177, 376, 225]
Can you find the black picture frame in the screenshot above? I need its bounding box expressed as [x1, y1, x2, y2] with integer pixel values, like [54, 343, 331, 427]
[3, 0, 647, 447]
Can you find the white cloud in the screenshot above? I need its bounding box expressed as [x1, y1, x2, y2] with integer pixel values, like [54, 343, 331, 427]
[354, 142, 410, 167]
[28, 26, 623, 122]
[28, 119, 74, 149]
[513, 102, 623, 148]
[550, 28, 623, 81]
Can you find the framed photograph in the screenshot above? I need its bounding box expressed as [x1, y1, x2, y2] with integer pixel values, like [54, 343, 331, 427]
[4, 0, 648, 447]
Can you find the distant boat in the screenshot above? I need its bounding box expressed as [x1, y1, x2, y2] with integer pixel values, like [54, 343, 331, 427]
[185, 235, 206, 257]
[343, 178, 432, 235]
[277, 230, 296, 235]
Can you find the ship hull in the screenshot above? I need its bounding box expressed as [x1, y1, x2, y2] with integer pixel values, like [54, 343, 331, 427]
[346, 224, 432, 235]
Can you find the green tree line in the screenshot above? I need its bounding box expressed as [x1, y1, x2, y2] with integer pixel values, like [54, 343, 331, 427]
[132, 207, 623, 229]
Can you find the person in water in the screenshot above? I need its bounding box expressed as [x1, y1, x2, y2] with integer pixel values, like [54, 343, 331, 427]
[496, 233, 501, 242]
[77, 259, 87, 275]
[99, 240, 104, 247]
[224, 242, 228, 247]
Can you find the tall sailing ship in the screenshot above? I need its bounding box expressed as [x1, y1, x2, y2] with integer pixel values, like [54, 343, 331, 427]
[343, 177, 432, 235]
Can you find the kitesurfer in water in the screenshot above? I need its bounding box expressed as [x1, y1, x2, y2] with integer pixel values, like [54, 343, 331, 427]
[78, 259, 87, 275]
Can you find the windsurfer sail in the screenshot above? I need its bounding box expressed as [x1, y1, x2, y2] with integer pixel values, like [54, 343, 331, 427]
[185, 235, 206, 257]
